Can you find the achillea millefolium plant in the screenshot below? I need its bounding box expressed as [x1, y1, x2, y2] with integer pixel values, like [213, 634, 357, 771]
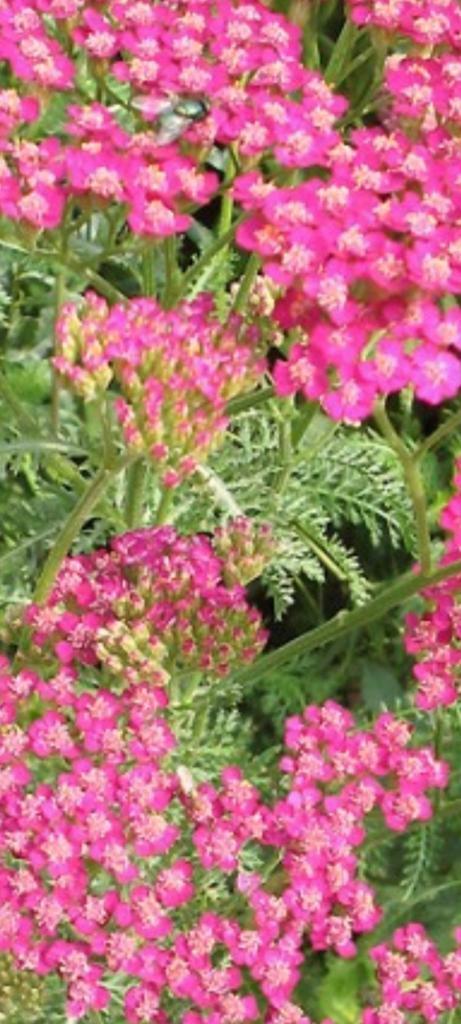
[3, 1, 461, 1023]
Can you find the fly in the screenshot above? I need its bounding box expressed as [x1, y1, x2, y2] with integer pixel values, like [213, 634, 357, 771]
[132, 93, 210, 145]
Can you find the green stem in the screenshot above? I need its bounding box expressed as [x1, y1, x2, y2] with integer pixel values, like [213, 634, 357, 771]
[416, 406, 461, 460]
[230, 253, 261, 316]
[33, 459, 128, 603]
[375, 401, 432, 574]
[58, 253, 127, 304]
[51, 265, 67, 435]
[155, 487, 174, 525]
[218, 174, 234, 239]
[125, 459, 147, 528]
[273, 412, 293, 497]
[226, 385, 275, 417]
[143, 245, 156, 296]
[162, 236, 181, 309]
[234, 555, 461, 685]
[293, 520, 348, 582]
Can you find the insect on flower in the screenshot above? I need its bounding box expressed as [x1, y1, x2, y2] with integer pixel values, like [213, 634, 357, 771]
[132, 93, 211, 145]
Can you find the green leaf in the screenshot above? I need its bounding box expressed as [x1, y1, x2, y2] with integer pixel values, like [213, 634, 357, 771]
[317, 955, 374, 1024]
[361, 659, 403, 711]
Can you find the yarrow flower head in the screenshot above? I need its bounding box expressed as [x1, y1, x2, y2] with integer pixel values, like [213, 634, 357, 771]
[405, 459, 461, 710]
[236, 127, 461, 423]
[0, 617, 449, 1024]
[347, 0, 461, 47]
[0, 0, 344, 237]
[25, 524, 268, 681]
[364, 924, 461, 1024]
[55, 292, 266, 486]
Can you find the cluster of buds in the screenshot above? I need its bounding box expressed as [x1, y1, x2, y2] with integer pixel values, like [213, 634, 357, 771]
[0, 955, 45, 1023]
[213, 519, 275, 587]
[25, 525, 268, 682]
[54, 291, 113, 400]
[55, 293, 265, 486]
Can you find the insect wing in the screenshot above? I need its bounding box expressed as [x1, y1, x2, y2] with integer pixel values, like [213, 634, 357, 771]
[131, 94, 176, 121]
[154, 112, 191, 145]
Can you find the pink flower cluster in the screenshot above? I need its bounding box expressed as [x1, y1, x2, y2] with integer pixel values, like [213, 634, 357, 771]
[25, 525, 267, 680]
[0, 621, 448, 1024]
[365, 924, 461, 1024]
[0, 0, 344, 235]
[181, 701, 448, 984]
[405, 460, 461, 710]
[385, 54, 461, 136]
[348, 0, 461, 47]
[55, 292, 265, 486]
[236, 123, 461, 422]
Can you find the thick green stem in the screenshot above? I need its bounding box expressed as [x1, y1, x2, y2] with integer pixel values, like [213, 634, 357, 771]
[162, 236, 181, 309]
[230, 253, 261, 316]
[375, 401, 432, 574]
[143, 245, 156, 296]
[155, 487, 174, 525]
[226, 385, 275, 417]
[234, 556, 461, 685]
[125, 459, 147, 528]
[33, 461, 127, 603]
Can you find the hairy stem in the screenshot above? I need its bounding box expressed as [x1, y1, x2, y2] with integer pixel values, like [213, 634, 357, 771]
[375, 401, 432, 574]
